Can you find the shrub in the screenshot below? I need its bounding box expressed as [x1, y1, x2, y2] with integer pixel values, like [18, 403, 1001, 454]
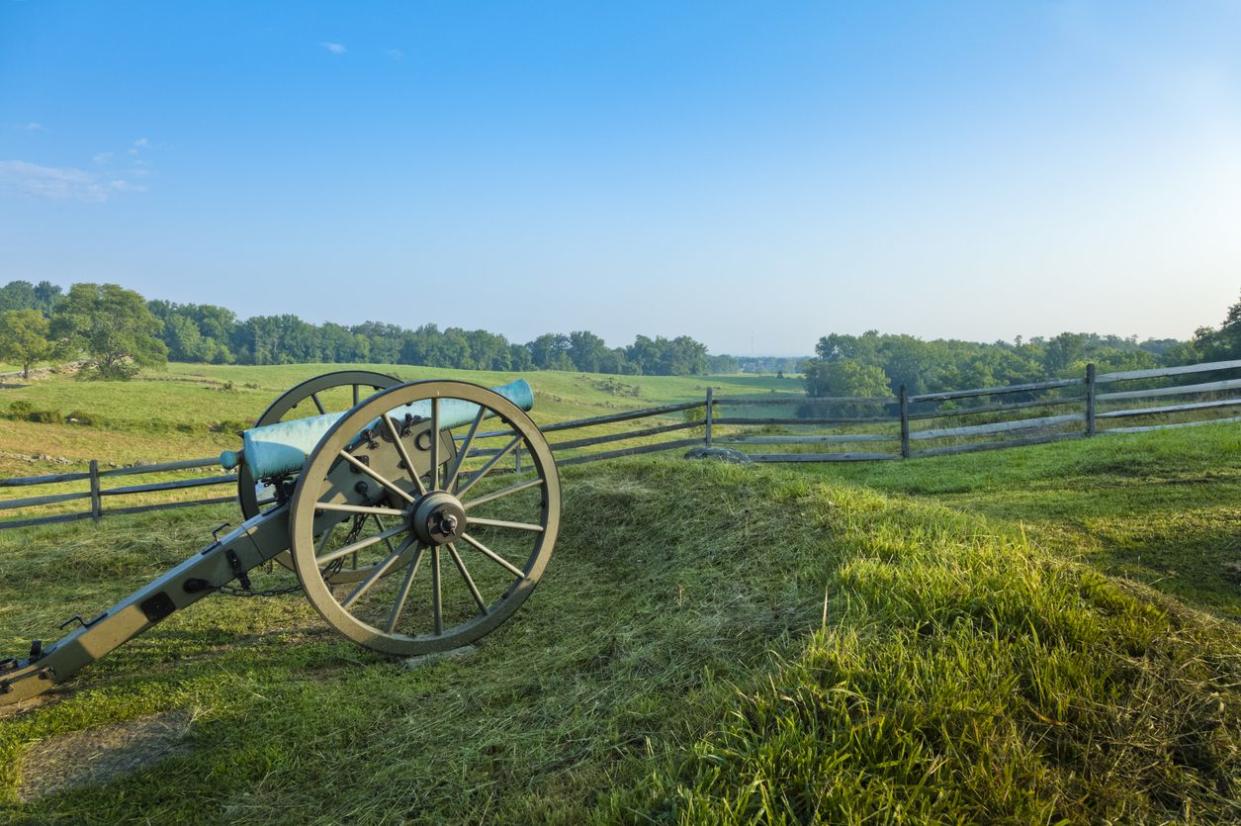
[26, 409, 63, 424]
[65, 409, 95, 426]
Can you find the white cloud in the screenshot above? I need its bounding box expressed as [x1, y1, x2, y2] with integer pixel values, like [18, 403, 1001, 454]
[386, 48, 405, 61]
[109, 179, 146, 193]
[128, 137, 149, 157]
[92, 151, 114, 164]
[22, 122, 44, 132]
[0, 160, 143, 202]
[321, 41, 346, 55]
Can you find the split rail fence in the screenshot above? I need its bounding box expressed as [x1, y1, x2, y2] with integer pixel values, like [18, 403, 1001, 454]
[3, 358, 1240, 530]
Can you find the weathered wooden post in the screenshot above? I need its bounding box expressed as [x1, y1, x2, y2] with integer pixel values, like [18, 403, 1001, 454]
[704, 387, 714, 447]
[899, 385, 911, 459]
[88, 459, 102, 522]
[1085, 363, 1097, 437]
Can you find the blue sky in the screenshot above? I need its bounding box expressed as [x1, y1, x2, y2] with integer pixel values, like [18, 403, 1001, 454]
[2, 2, 1239, 355]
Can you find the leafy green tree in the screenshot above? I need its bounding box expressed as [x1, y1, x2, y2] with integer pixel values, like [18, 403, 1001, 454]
[568, 330, 608, 372]
[0, 280, 38, 312]
[802, 358, 890, 397]
[1041, 332, 1088, 375]
[528, 333, 573, 370]
[33, 281, 62, 314]
[51, 283, 167, 379]
[509, 342, 534, 371]
[0, 309, 56, 378]
[1193, 290, 1241, 360]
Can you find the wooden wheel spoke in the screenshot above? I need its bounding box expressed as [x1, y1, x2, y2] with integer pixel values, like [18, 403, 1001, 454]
[431, 546, 444, 635]
[315, 502, 406, 518]
[459, 532, 526, 579]
[445, 407, 486, 492]
[318, 523, 407, 565]
[468, 516, 545, 533]
[338, 450, 414, 503]
[456, 435, 523, 498]
[311, 392, 326, 414]
[372, 514, 398, 554]
[342, 537, 416, 609]
[382, 412, 427, 497]
[462, 477, 544, 511]
[447, 542, 488, 614]
[385, 544, 427, 633]
[429, 397, 441, 491]
[352, 384, 360, 406]
[315, 522, 338, 554]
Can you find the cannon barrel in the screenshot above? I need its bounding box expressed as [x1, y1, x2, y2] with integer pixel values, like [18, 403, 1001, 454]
[220, 379, 533, 478]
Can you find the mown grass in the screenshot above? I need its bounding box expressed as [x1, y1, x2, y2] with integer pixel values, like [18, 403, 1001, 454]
[803, 422, 1241, 621]
[2, 449, 1240, 823]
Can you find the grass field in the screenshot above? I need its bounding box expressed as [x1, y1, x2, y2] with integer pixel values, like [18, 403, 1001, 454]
[1, 365, 1240, 823]
[0, 362, 797, 476]
[805, 424, 1241, 621]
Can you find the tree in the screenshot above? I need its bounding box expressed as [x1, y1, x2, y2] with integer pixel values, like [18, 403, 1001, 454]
[0, 280, 38, 313]
[0, 309, 55, 378]
[51, 283, 167, 379]
[801, 358, 890, 398]
[528, 333, 573, 370]
[1193, 290, 1241, 361]
[1042, 332, 1087, 376]
[568, 331, 608, 373]
[33, 281, 62, 314]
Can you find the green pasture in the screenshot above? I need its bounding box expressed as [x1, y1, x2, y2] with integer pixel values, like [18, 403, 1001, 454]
[0, 365, 1239, 823]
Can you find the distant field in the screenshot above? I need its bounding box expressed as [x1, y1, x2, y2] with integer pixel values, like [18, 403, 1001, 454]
[0, 362, 800, 476]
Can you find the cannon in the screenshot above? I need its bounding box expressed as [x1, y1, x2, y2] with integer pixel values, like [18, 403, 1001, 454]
[0, 376, 561, 707]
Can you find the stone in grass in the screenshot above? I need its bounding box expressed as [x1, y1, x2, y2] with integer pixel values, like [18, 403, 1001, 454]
[683, 446, 753, 464]
[402, 645, 478, 670]
[19, 709, 193, 802]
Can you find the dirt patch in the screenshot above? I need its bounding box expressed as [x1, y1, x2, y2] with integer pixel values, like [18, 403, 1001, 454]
[18, 709, 193, 802]
[0, 691, 67, 721]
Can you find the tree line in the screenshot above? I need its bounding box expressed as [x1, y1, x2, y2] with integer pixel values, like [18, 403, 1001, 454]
[0, 280, 711, 378]
[798, 296, 1240, 398]
[3, 278, 1234, 391]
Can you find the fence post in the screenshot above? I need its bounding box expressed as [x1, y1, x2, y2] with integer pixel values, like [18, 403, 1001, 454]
[88, 459, 102, 522]
[704, 387, 714, 447]
[899, 385, 911, 459]
[1085, 363, 1097, 437]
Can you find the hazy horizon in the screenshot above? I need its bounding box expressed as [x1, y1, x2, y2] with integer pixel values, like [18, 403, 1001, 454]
[2, 2, 1239, 354]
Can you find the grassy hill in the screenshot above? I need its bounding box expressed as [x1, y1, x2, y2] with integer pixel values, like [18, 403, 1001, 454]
[807, 423, 1241, 622]
[1, 420, 1239, 822]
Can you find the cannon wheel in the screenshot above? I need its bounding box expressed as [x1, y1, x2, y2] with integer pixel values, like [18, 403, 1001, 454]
[288, 380, 561, 656]
[238, 370, 400, 581]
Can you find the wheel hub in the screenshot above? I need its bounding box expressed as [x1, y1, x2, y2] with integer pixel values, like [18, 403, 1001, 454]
[410, 491, 467, 546]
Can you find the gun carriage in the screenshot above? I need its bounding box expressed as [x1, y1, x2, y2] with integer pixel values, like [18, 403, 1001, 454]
[1, 376, 561, 706]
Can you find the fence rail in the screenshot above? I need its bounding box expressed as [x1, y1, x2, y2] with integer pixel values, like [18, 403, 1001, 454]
[4, 358, 1241, 530]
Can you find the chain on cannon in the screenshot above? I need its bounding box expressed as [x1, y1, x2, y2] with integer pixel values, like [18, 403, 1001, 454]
[0, 378, 561, 706]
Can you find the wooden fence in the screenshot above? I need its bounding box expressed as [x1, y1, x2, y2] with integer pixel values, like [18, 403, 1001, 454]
[3, 358, 1240, 530]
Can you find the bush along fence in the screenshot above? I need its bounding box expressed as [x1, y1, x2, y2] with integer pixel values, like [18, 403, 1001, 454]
[2, 358, 1240, 529]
